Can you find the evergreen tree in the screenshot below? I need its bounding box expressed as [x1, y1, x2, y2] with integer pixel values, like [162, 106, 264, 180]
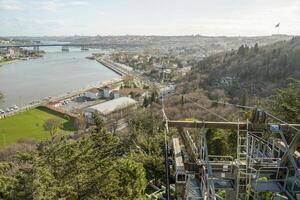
[253, 43, 259, 53]
[269, 79, 300, 123]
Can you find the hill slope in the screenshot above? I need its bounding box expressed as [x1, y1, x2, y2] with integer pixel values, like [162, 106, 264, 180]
[183, 37, 300, 101]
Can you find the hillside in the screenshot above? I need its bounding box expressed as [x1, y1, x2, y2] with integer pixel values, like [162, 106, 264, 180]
[182, 37, 300, 103]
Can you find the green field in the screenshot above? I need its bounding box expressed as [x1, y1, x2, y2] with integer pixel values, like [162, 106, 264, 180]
[0, 107, 75, 147]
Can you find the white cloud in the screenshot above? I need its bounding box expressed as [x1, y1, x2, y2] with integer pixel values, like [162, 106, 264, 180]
[0, 0, 24, 11]
[35, 0, 89, 12]
[0, 0, 89, 12]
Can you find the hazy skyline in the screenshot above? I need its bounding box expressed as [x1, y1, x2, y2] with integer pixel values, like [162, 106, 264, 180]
[1, 0, 300, 36]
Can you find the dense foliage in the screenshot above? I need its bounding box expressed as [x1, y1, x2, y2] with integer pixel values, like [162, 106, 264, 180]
[269, 79, 300, 123]
[0, 131, 147, 200]
[126, 111, 165, 186]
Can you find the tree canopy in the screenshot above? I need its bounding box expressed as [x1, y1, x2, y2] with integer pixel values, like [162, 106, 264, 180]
[269, 79, 300, 123]
[0, 131, 147, 200]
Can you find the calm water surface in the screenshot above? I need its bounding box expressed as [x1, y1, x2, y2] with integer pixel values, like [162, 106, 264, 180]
[0, 48, 119, 109]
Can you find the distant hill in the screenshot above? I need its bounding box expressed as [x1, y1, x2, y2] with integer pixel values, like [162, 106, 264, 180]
[183, 36, 300, 101]
[9, 35, 292, 59]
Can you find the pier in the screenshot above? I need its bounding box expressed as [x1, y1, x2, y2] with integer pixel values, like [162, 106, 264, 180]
[97, 58, 130, 76]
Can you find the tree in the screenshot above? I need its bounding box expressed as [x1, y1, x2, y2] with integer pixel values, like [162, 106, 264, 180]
[237, 45, 245, 56]
[253, 43, 259, 53]
[143, 96, 149, 107]
[269, 79, 300, 123]
[127, 111, 165, 185]
[74, 116, 86, 131]
[123, 75, 134, 88]
[43, 118, 62, 138]
[0, 91, 3, 100]
[0, 132, 148, 200]
[94, 113, 105, 132]
[0, 162, 17, 199]
[240, 90, 249, 107]
[114, 158, 147, 199]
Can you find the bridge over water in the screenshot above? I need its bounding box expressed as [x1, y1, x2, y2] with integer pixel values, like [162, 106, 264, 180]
[0, 43, 140, 51]
[0, 43, 108, 52]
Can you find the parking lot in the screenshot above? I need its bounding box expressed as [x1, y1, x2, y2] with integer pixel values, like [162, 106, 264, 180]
[56, 95, 106, 113]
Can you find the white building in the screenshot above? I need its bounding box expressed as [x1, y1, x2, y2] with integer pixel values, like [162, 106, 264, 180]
[84, 88, 101, 100]
[84, 97, 137, 123]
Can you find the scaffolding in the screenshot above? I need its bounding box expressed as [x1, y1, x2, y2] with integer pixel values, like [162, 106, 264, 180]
[168, 109, 300, 200]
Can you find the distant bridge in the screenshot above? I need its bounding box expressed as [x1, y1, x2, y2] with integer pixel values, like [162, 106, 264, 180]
[0, 43, 108, 52]
[0, 43, 140, 50]
[0, 43, 104, 48]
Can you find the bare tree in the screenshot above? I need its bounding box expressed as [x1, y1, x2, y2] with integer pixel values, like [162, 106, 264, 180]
[0, 90, 4, 100]
[74, 117, 87, 132]
[43, 118, 63, 138]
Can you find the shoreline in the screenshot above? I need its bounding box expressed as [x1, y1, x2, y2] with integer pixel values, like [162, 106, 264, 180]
[0, 59, 20, 66]
[0, 55, 43, 67]
[0, 77, 123, 119]
[0, 54, 124, 118]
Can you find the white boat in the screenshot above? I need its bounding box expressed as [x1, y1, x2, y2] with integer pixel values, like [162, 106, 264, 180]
[12, 105, 19, 109]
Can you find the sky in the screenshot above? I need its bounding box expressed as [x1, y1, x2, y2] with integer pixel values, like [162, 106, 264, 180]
[0, 0, 300, 36]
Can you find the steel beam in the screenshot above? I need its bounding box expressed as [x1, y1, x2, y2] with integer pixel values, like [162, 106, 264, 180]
[167, 120, 300, 131]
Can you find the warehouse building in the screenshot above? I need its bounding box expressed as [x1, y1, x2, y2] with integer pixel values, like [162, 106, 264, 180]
[84, 97, 137, 123]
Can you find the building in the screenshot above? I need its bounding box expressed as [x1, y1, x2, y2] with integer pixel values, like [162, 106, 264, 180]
[111, 90, 120, 99]
[159, 84, 176, 98]
[84, 97, 137, 123]
[48, 101, 61, 108]
[102, 86, 112, 99]
[84, 88, 101, 100]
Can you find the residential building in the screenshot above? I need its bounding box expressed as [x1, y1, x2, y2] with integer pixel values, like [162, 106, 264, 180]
[84, 88, 101, 100]
[159, 84, 176, 97]
[111, 90, 120, 99]
[102, 86, 112, 99]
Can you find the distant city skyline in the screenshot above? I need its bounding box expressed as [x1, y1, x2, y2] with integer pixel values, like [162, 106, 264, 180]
[0, 0, 300, 36]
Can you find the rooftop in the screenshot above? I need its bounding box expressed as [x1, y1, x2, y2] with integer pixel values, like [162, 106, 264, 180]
[86, 97, 137, 115]
[86, 88, 100, 93]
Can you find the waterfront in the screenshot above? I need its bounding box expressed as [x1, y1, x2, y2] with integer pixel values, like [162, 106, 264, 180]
[0, 48, 120, 110]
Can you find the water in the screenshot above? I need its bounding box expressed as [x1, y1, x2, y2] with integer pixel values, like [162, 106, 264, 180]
[0, 47, 119, 109]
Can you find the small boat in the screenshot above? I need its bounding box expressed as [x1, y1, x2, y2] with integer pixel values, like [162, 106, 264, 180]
[12, 105, 19, 109]
[86, 56, 95, 60]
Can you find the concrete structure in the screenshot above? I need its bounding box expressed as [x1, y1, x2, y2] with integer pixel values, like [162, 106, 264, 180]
[84, 88, 101, 100]
[84, 97, 137, 123]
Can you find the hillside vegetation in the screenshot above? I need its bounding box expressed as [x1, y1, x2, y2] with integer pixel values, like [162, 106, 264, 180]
[183, 37, 300, 102]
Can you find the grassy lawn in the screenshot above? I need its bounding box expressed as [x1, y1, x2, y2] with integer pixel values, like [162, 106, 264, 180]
[0, 107, 75, 147]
